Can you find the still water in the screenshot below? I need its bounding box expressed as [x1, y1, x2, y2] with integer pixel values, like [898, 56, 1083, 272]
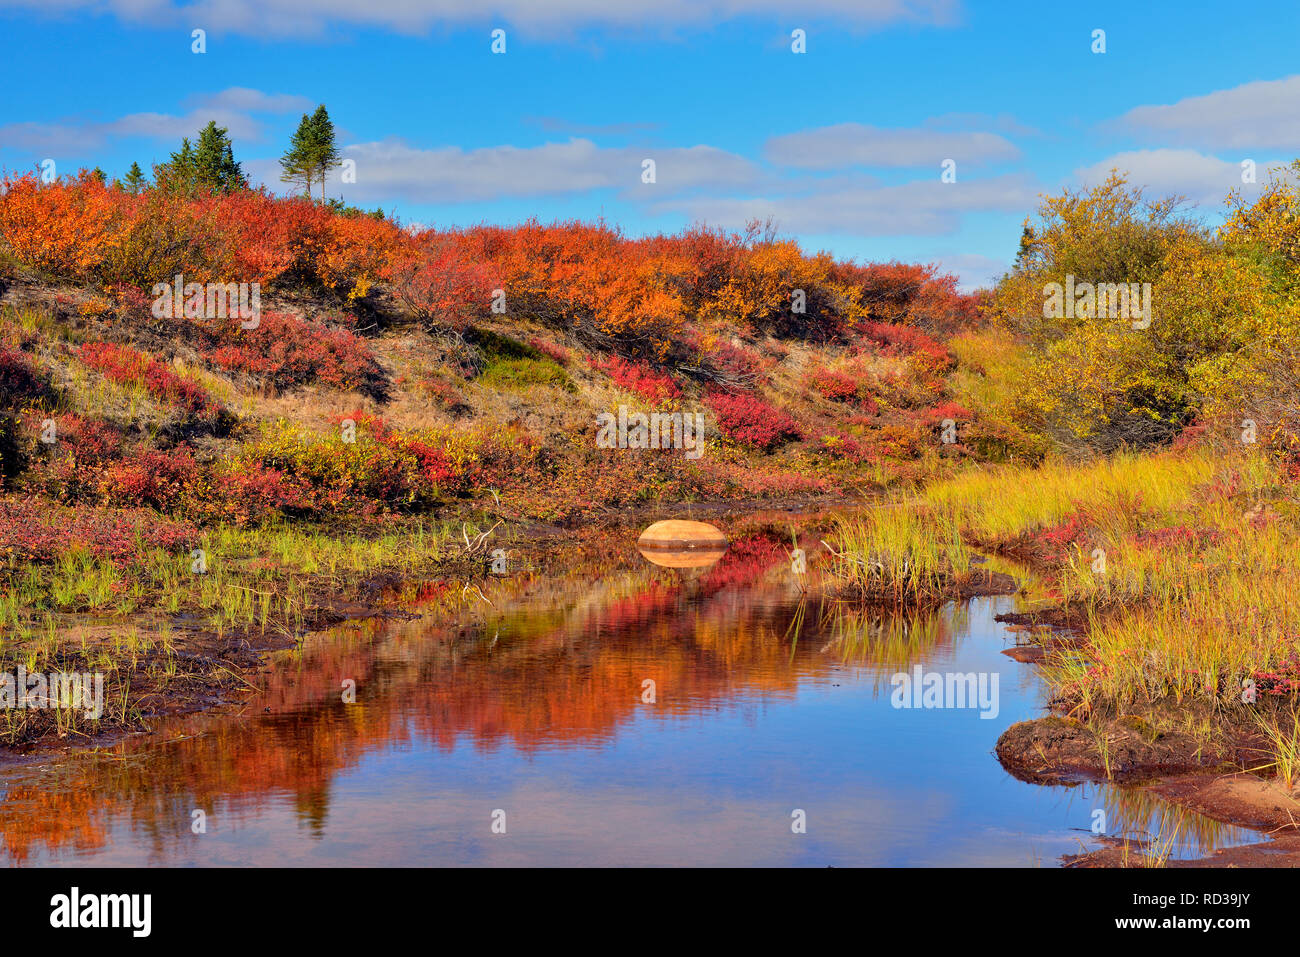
[0, 530, 1262, 865]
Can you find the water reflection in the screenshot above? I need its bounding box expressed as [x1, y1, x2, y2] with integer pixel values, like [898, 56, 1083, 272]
[0, 529, 1266, 866]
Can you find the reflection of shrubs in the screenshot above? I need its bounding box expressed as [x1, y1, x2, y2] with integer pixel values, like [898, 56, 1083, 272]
[707, 390, 801, 451]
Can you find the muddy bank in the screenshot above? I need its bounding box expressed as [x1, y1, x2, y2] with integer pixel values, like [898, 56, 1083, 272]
[994, 637, 1300, 866]
[1063, 773, 1300, 866]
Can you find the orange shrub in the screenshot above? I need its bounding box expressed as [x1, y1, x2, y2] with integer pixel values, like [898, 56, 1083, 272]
[0, 173, 125, 279]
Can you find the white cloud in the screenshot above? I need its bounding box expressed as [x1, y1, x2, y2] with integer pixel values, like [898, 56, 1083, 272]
[186, 88, 314, 114]
[930, 252, 1008, 292]
[765, 122, 1020, 169]
[654, 173, 1038, 236]
[1073, 149, 1272, 208]
[0, 88, 311, 157]
[1116, 75, 1300, 150]
[245, 137, 762, 202]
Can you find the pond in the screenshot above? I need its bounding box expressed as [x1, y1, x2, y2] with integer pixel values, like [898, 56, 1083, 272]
[0, 523, 1263, 866]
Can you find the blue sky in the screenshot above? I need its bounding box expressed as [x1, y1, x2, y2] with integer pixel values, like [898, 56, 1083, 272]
[1, 0, 1297, 289]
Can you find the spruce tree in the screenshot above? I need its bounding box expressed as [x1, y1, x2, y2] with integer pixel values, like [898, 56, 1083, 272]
[308, 105, 341, 201]
[192, 121, 246, 192]
[280, 112, 316, 201]
[279, 105, 341, 202]
[166, 138, 196, 190]
[123, 161, 147, 194]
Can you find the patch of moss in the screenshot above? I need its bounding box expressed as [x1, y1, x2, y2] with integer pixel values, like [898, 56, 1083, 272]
[479, 356, 574, 392]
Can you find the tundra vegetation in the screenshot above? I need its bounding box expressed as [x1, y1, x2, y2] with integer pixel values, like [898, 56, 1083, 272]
[2, 128, 1300, 789]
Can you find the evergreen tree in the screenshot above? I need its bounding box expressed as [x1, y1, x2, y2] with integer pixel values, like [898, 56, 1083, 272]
[192, 121, 246, 192]
[1014, 222, 1036, 269]
[279, 105, 341, 202]
[156, 124, 245, 194]
[123, 161, 147, 194]
[308, 105, 341, 201]
[279, 112, 317, 201]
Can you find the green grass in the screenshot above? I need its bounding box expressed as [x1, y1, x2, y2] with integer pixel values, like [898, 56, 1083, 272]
[478, 355, 573, 392]
[822, 500, 970, 602]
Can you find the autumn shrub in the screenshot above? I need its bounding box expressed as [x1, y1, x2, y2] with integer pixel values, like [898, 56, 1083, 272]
[987, 172, 1236, 454]
[198, 191, 332, 286]
[680, 331, 770, 388]
[81, 341, 219, 416]
[462, 220, 686, 357]
[706, 390, 801, 451]
[206, 312, 379, 392]
[528, 336, 571, 365]
[239, 415, 487, 514]
[835, 261, 979, 334]
[706, 239, 858, 341]
[807, 365, 862, 404]
[316, 213, 403, 297]
[98, 187, 229, 286]
[819, 432, 878, 464]
[418, 376, 470, 412]
[391, 229, 494, 332]
[921, 401, 973, 424]
[862, 321, 951, 370]
[592, 355, 681, 405]
[188, 461, 312, 525]
[96, 446, 199, 510]
[0, 497, 197, 567]
[0, 172, 125, 279]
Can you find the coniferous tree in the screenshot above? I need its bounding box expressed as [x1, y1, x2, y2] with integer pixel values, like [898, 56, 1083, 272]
[192, 121, 246, 192]
[280, 105, 342, 202]
[155, 124, 245, 194]
[280, 112, 317, 201]
[308, 105, 341, 201]
[161, 138, 196, 191]
[123, 161, 147, 194]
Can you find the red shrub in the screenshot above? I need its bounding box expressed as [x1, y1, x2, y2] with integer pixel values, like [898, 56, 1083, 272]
[207, 312, 376, 391]
[707, 390, 801, 451]
[97, 447, 199, 510]
[922, 401, 973, 423]
[81, 342, 218, 416]
[809, 367, 858, 402]
[528, 337, 571, 365]
[592, 356, 682, 405]
[0, 497, 197, 567]
[215, 462, 310, 524]
[391, 230, 494, 331]
[862, 322, 951, 369]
